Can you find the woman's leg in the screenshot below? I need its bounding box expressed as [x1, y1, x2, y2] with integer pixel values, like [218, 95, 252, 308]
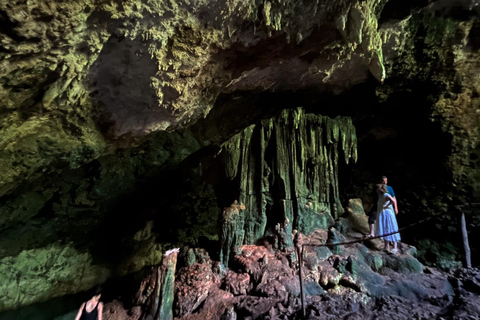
[369, 223, 375, 237]
[384, 240, 390, 251]
[390, 241, 398, 254]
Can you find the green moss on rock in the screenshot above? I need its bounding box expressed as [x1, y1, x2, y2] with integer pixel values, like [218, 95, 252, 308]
[0, 244, 109, 311]
[219, 108, 357, 240]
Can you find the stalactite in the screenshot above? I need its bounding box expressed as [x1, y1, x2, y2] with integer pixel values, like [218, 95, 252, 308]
[218, 108, 357, 266]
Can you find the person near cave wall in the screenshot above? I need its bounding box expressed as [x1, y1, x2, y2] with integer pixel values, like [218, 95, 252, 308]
[366, 175, 398, 238]
[74, 287, 104, 320]
[375, 183, 401, 254]
[366, 184, 379, 238]
[382, 175, 397, 208]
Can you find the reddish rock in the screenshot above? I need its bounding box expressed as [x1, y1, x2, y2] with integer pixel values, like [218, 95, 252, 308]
[174, 289, 235, 320]
[175, 263, 221, 317]
[103, 300, 139, 320]
[224, 270, 251, 296]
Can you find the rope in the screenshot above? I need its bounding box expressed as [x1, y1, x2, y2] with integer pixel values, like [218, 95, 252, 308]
[302, 212, 441, 248]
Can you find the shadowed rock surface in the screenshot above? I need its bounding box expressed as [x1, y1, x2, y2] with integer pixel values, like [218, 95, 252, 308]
[98, 207, 480, 320]
[0, 0, 480, 316]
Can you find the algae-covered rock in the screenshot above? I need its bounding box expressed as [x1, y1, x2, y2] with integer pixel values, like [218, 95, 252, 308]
[0, 244, 109, 311]
[1, 0, 480, 313]
[218, 108, 356, 244]
[381, 254, 425, 275]
[219, 201, 246, 268]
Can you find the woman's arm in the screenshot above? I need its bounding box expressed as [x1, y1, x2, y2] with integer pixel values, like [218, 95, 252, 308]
[386, 195, 398, 214]
[74, 303, 85, 320]
[97, 302, 104, 320]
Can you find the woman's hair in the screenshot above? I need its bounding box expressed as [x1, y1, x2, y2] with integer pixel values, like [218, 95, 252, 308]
[94, 286, 102, 295]
[376, 184, 387, 193]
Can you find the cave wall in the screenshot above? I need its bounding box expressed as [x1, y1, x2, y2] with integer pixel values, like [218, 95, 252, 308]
[215, 108, 357, 267]
[365, 13, 480, 269]
[0, 0, 391, 311]
[0, 0, 479, 312]
[0, 128, 203, 311]
[219, 108, 356, 235]
[0, 0, 390, 200]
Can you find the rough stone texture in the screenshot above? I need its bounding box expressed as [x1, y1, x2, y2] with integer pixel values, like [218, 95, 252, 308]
[1, 0, 480, 313]
[219, 108, 357, 241]
[134, 250, 178, 320]
[175, 262, 221, 317]
[109, 213, 473, 320]
[219, 201, 246, 269]
[0, 244, 109, 311]
[374, 11, 480, 269]
[344, 198, 370, 235]
[0, 0, 386, 200]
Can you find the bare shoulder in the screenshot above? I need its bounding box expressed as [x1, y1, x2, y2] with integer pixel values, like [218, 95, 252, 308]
[98, 302, 104, 309]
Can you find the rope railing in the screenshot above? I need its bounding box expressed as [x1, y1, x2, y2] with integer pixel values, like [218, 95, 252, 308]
[302, 212, 441, 248]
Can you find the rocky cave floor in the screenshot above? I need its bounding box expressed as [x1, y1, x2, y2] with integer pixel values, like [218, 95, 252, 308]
[101, 229, 480, 320]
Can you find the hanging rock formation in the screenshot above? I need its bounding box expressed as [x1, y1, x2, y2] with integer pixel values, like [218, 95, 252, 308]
[218, 108, 357, 248]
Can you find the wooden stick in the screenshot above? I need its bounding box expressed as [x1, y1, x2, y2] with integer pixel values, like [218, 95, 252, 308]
[461, 212, 472, 268]
[296, 246, 306, 319]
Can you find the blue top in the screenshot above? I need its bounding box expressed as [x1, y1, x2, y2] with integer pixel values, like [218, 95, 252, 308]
[386, 185, 395, 197]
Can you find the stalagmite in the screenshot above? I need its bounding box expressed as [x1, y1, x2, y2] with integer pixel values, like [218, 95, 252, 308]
[219, 201, 246, 269]
[138, 248, 179, 320]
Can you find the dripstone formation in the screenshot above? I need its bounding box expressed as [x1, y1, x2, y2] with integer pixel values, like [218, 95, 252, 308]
[216, 108, 356, 267]
[0, 0, 479, 315]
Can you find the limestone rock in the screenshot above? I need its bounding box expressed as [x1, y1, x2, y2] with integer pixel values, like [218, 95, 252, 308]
[219, 200, 246, 269]
[175, 263, 220, 317]
[219, 108, 356, 245]
[0, 244, 109, 311]
[1, 0, 480, 312]
[345, 198, 370, 235]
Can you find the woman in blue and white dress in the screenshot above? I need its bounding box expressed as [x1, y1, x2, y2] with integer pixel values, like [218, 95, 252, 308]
[375, 184, 401, 254]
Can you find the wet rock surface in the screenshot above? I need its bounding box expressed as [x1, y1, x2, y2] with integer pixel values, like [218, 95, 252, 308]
[1, 0, 480, 313]
[102, 230, 480, 320]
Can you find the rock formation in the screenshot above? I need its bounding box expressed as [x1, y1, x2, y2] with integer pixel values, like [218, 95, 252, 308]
[218, 108, 357, 237]
[99, 201, 480, 320]
[219, 200, 246, 269]
[134, 248, 178, 320]
[0, 0, 479, 314]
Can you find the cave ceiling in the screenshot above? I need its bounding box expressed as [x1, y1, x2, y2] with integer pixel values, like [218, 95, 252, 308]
[0, 0, 478, 197]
